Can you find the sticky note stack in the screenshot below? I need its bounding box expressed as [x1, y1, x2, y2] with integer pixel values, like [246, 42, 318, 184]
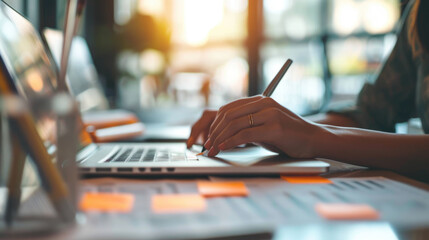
[315, 203, 380, 220]
[197, 181, 249, 198]
[80, 192, 135, 213]
[151, 181, 249, 214]
[152, 194, 207, 214]
[281, 176, 333, 184]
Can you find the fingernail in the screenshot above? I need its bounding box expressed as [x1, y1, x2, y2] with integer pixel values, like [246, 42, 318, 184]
[219, 142, 225, 150]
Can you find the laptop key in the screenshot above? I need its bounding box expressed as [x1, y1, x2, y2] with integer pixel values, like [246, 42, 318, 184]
[170, 152, 186, 161]
[129, 149, 144, 162]
[143, 154, 155, 161]
[114, 149, 132, 162]
[104, 148, 122, 163]
[155, 157, 169, 162]
[156, 152, 169, 158]
[143, 149, 156, 162]
[155, 151, 169, 162]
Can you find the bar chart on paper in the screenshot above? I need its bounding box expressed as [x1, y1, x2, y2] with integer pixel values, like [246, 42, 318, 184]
[71, 177, 429, 236]
[4, 177, 429, 239]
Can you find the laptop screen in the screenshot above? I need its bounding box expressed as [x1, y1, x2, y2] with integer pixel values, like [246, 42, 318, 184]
[43, 28, 109, 112]
[0, 1, 91, 152]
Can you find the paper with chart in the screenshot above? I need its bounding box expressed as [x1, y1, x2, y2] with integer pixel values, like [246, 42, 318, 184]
[76, 177, 429, 237]
[5, 176, 429, 239]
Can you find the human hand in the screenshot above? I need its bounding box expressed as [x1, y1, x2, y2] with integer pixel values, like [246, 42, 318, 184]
[187, 96, 271, 149]
[203, 96, 323, 158]
[186, 110, 217, 148]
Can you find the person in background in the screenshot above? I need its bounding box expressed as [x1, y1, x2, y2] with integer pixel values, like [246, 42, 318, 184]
[187, 0, 429, 181]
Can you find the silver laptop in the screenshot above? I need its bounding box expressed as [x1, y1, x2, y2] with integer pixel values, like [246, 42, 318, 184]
[42, 28, 109, 112]
[0, 1, 329, 176]
[42, 28, 193, 142]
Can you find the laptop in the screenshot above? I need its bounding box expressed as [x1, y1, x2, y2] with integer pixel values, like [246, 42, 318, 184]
[42, 28, 192, 142]
[0, 1, 329, 176]
[42, 28, 109, 112]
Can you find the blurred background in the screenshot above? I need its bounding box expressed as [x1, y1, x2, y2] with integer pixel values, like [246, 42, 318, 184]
[4, 0, 403, 120]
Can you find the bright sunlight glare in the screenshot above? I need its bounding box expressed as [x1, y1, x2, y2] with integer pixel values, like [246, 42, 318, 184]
[183, 0, 224, 47]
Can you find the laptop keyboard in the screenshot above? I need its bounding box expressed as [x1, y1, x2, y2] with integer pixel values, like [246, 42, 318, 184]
[103, 148, 198, 163]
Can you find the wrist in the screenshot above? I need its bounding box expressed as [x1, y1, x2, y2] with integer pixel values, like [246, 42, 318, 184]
[311, 124, 338, 159]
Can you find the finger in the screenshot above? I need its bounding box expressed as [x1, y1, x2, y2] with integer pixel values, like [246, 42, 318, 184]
[217, 95, 263, 117]
[207, 125, 269, 157]
[187, 111, 216, 148]
[209, 96, 263, 136]
[207, 97, 277, 148]
[207, 98, 267, 149]
[202, 128, 210, 143]
[210, 96, 262, 130]
[209, 109, 274, 152]
[188, 119, 210, 148]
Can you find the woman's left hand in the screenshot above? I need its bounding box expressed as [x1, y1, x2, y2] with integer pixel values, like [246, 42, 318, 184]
[203, 96, 325, 158]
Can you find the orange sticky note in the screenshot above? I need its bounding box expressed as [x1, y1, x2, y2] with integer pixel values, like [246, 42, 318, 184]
[152, 194, 206, 214]
[197, 181, 249, 197]
[79, 192, 135, 213]
[315, 203, 380, 220]
[281, 176, 332, 184]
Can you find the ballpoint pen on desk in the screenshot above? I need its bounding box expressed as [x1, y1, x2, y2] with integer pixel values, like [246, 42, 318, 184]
[198, 59, 293, 156]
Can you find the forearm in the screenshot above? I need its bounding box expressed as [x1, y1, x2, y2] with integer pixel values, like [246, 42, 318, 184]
[316, 125, 429, 180]
[306, 113, 359, 128]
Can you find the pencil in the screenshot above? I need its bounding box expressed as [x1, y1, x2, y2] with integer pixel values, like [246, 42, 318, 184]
[200, 59, 293, 154]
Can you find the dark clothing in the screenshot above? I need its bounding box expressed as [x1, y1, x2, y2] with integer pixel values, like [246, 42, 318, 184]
[335, 0, 429, 133]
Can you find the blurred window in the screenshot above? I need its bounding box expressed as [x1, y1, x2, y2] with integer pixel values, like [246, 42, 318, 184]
[262, 0, 400, 114]
[4, 0, 402, 115]
[328, 35, 397, 97]
[114, 0, 248, 110]
[261, 42, 325, 114]
[264, 0, 323, 40]
[113, 0, 400, 113]
[329, 0, 399, 35]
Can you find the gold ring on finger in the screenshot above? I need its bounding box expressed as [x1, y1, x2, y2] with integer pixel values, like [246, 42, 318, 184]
[248, 113, 254, 127]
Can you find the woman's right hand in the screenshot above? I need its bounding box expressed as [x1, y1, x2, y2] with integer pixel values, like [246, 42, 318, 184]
[186, 96, 267, 149]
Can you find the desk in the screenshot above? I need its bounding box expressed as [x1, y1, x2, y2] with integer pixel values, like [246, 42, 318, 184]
[1, 160, 429, 240]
